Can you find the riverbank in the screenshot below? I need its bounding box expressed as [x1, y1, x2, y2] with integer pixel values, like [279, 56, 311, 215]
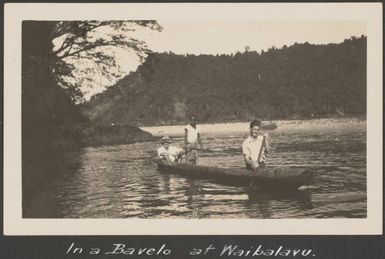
[50, 124, 156, 150]
[79, 124, 155, 147]
[141, 117, 366, 136]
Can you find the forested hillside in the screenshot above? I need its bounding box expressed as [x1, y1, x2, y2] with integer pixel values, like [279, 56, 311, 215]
[84, 36, 366, 126]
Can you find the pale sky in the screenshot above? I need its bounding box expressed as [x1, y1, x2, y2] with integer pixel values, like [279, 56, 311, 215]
[146, 21, 366, 55]
[79, 20, 366, 99]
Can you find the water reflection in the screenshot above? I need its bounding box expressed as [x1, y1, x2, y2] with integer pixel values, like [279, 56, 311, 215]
[26, 130, 366, 218]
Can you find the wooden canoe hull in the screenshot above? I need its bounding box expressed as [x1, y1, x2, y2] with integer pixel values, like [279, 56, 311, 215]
[156, 160, 313, 189]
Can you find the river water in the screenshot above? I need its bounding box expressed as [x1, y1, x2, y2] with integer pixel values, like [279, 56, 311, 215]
[40, 124, 366, 219]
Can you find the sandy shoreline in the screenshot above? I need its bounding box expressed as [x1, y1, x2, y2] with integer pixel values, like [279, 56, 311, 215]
[141, 117, 366, 136]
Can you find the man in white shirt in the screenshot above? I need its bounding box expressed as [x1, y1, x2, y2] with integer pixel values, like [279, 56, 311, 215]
[242, 119, 270, 171]
[157, 136, 184, 162]
[184, 115, 204, 165]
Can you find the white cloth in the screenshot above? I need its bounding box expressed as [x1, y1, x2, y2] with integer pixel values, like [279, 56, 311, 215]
[185, 124, 200, 144]
[242, 135, 267, 163]
[157, 146, 183, 161]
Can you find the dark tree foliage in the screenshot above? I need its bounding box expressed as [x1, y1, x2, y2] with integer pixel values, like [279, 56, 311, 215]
[23, 20, 161, 139]
[52, 20, 162, 102]
[84, 36, 366, 126]
[22, 21, 160, 216]
[23, 20, 161, 148]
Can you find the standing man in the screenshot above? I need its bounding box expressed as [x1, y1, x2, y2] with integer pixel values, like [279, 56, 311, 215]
[184, 115, 204, 165]
[242, 119, 270, 171]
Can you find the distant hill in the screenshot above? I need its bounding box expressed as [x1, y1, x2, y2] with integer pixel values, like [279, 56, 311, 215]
[82, 36, 366, 126]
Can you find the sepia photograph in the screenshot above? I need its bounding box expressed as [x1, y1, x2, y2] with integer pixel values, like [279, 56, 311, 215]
[3, 3, 382, 235]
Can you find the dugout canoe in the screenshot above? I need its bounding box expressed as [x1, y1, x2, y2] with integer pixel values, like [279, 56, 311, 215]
[155, 160, 313, 190]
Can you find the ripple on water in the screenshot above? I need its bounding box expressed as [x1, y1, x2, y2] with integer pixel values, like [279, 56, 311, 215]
[51, 129, 366, 219]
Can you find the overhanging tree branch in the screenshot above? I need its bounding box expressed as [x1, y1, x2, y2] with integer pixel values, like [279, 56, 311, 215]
[50, 20, 162, 101]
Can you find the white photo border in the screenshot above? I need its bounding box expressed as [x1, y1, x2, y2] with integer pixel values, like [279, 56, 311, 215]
[3, 2, 383, 235]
